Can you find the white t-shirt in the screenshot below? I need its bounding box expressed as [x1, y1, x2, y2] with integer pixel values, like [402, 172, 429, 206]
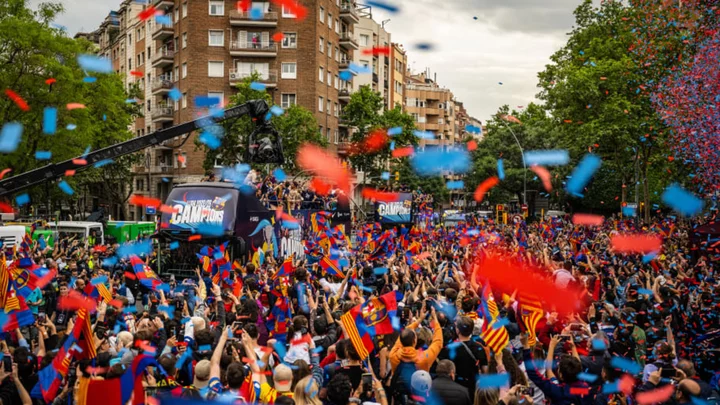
[552, 269, 575, 289]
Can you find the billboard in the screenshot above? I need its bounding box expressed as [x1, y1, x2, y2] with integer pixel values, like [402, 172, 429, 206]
[375, 193, 413, 224]
[161, 186, 239, 233]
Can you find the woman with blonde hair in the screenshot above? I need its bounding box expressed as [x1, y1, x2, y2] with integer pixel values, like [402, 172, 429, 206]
[474, 387, 500, 405]
[293, 375, 322, 405]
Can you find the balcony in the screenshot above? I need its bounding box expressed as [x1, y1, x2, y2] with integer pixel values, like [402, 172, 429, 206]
[151, 76, 174, 94]
[229, 69, 277, 87]
[338, 118, 350, 127]
[339, 4, 360, 23]
[372, 72, 378, 83]
[152, 49, 175, 67]
[151, 23, 174, 40]
[151, 104, 174, 122]
[153, 0, 174, 9]
[339, 57, 351, 69]
[229, 41, 277, 57]
[338, 88, 351, 102]
[425, 107, 442, 116]
[150, 164, 174, 173]
[424, 123, 441, 131]
[336, 142, 352, 156]
[229, 10, 278, 27]
[339, 32, 358, 50]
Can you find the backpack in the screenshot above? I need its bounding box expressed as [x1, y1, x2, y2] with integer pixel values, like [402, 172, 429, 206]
[390, 361, 417, 405]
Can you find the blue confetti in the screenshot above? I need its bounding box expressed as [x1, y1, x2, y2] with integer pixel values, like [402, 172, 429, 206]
[661, 184, 703, 217]
[446, 181, 464, 190]
[497, 159, 505, 180]
[622, 206, 636, 217]
[566, 154, 601, 197]
[610, 356, 641, 375]
[198, 344, 212, 352]
[477, 373, 509, 388]
[58, 180, 74, 195]
[169, 87, 182, 101]
[66, 123, 77, 130]
[282, 220, 299, 230]
[91, 276, 108, 285]
[577, 373, 598, 383]
[77, 54, 113, 73]
[381, 172, 390, 180]
[125, 98, 137, 104]
[94, 159, 113, 167]
[637, 288, 653, 296]
[0, 122, 23, 153]
[270, 105, 284, 116]
[413, 130, 435, 139]
[591, 338, 607, 351]
[35, 151, 52, 160]
[415, 42, 433, 51]
[524, 150, 570, 166]
[43, 107, 57, 135]
[410, 147, 471, 176]
[365, 0, 399, 13]
[389, 141, 395, 151]
[249, 82, 266, 91]
[199, 132, 221, 149]
[602, 380, 619, 394]
[249, 7, 264, 20]
[339, 70, 353, 81]
[16, 193, 30, 206]
[373, 267, 388, 275]
[117, 239, 153, 258]
[348, 63, 372, 74]
[388, 127, 402, 136]
[83, 76, 97, 83]
[273, 168, 286, 181]
[195, 96, 220, 107]
[492, 317, 510, 329]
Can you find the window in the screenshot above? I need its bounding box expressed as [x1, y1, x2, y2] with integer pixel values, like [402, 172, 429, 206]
[418, 116, 426, 123]
[208, 61, 224, 77]
[327, 70, 332, 85]
[209, 30, 224, 46]
[183, 2, 187, 17]
[137, 54, 141, 66]
[359, 34, 369, 47]
[182, 32, 188, 48]
[282, 32, 297, 48]
[319, 67, 324, 82]
[328, 42, 332, 58]
[180, 152, 187, 168]
[208, 91, 224, 107]
[174, 99, 179, 111]
[438, 118, 444, 124]
[318, 96, 324, 112]
[209, 0, 224, 15]
[174, 66, 179, 80]
[327, 128, 331, 141]
[174, 8, 179, 21]
[335, 47, 340, 62]
[395, 80, 402, 93]
[182, 62, 188, 78]
[334, 75, 339, 89]
[361, 60, 369, 69]
[319, 6, 325, 23]
[237, 62, 269, 79]
[282, 4, 296, 17]
[281, 62, 296, 79]
[182, 93, 187, 108]
[128, 33, 132, 43]
[281, 94, 296, 108]
[136, 28, 141, 40]
[328, 13, 332, 27]
[335, 102, 339, 117]
[319, 37, 324, 53]
[336, 20, 340, 34]
[128, 58, 132, 69]
[334, 130, 339, 143]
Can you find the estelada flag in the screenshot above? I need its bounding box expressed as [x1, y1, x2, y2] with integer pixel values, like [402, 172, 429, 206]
[341, 291, 400, 359]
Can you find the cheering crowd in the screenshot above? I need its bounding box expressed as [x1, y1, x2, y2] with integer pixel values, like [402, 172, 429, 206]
[0, 212, 718, 405]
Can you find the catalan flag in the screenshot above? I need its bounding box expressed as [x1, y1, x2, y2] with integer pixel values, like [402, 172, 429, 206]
[341, 291, 400, 359]
[522, 310, 544, 347]
[319, 255, 345, 278]
[480, 283, 509, 354]
[73, 307, 97, 360]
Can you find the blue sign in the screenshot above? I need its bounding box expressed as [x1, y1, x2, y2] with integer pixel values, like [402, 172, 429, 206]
[145, 206, 157, 215]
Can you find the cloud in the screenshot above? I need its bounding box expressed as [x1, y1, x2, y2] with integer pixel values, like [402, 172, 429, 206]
[29, 0, 117, 34]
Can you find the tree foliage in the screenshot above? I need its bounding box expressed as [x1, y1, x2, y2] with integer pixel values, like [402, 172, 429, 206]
[202, 72, 325, 172]
[0, 0, 136, 210]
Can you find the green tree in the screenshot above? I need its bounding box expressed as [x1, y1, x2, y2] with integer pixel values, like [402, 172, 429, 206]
[202, 72, 325, 171]
[341, 86, 417, 179]
[536, 0, 677, 219]
[0, 0, 136, 211]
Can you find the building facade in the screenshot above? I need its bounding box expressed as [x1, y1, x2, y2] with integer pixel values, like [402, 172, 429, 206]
[389, 43, 406, 110]
[405, 70, 460, 147]
[352, 7, 390, 108]
[89, 0, 361, 219]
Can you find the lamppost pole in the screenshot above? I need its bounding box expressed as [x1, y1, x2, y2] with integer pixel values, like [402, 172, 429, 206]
[501, 120, 527, 205]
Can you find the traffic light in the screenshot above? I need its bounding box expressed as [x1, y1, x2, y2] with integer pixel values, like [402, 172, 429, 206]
[395, 172, 399, 181]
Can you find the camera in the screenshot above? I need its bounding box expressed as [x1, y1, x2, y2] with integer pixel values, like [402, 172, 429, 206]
[246, 124, 284, 165]
[520, 386, 535, 396]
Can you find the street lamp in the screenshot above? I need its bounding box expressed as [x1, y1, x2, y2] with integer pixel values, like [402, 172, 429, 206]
[500, 120, 527, 206]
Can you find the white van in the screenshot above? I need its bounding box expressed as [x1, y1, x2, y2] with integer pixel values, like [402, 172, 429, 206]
[47, 221, 104, 247]
[0, 225, 28, 251]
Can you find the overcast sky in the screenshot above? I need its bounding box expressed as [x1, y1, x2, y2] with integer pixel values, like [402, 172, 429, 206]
[32, 0, 583, 123]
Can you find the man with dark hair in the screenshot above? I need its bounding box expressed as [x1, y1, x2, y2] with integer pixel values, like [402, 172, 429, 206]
[431, 360, 471, 405]
[439, 316, 487, 393]
[327, 374, 353, 405]
[676, 360, 718, 401]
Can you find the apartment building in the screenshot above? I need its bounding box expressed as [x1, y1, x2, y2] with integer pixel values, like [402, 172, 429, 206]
[89, 0, 361, 219]
[405, 70, 461, 147]
[352, 7, 391, 108]
[389, 43, 406, 109]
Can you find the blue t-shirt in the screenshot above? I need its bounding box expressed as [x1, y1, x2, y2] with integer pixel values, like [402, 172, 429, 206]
[27, 288, 42, 314]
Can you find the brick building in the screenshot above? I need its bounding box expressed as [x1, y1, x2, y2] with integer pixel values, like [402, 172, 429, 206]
[405, 70, 462, 147]
[353, 7, 390, 108]
[89, 0, 361, 219]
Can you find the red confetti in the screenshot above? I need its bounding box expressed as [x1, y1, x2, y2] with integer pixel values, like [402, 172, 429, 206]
[611, 234, 663, 254]
[361, 189, 399, 202]
[130, 71, 144, 77]
[361, 46, 391, 56]
[530, 165, 552, 191]
[4, 89, 30, 111]
[391, 146, 414, 158]
[362, 129, 389, 152]
[237, 0, 251, 12]
[124, 271, 137, 280]
[474, 177, 499, 202]
[159, 204, 178, 214]
[572, 214, 604, 226]
[72, 159, 87, 165]
[66, 103, 86, 110]
[109, 299, 124, 308]
[0, 202, 13, 213]
[188, 235, 201, 241]
[129, 195, 161, 208]
[0, 168, 11, 180]
[272, 32, 284, 42]
[309, 177, 332, 195]
[467, 140, 478, 151]
[636, 384, 674, 405]
[45, 78, 56, 85]
[177, 155, 186, 164]
[58, 290, 97, 312]
[138, 5, 157, 21]
[297, 144, 351, 195]
[65, 170, 76, 176]
[569, 387, 590, 396]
